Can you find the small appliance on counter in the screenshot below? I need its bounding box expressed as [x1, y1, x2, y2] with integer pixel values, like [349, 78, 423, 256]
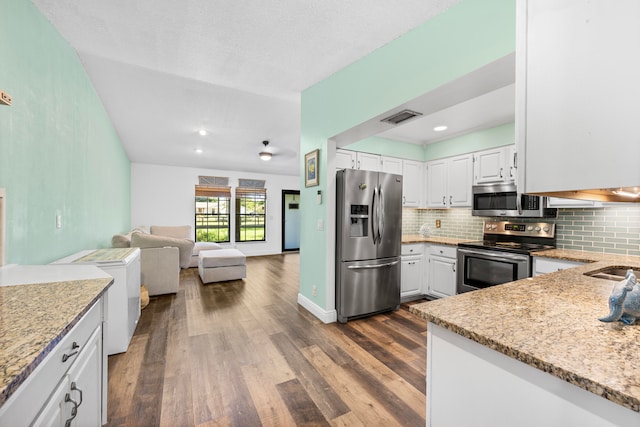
[457, 220, 556, 294]
[336, 169, 402, 323]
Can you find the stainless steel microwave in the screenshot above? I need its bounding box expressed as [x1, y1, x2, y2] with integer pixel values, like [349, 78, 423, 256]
[472, 184, 557, 218]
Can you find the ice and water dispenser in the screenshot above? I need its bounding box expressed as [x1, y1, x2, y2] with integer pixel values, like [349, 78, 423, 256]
[349, 204, 369, 237]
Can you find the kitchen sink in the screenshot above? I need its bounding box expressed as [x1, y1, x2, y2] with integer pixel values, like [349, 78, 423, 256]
[584, 266, 640, 281]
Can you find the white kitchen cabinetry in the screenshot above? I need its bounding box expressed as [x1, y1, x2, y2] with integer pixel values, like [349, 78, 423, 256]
[0, 300, 106, 427]
[516, 1, 640, 195]
[533, 257, 586, 276]
[427, 245, 457, 298]
[54, 248, 141, 355]
[426, 154, 473, 208]
[401, 244, 424, 300]
[473, 145, 516, 185]
[547, 198, 602, 208]
[381, 156, 403, 175]
[335, 149, 380, 171]
[402, 159, 423, 207]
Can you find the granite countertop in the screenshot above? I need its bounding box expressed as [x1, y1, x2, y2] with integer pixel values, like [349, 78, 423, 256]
[410, 252, 640, 412]
[0, 266, 113, 407]
[402, 234, 470, 246]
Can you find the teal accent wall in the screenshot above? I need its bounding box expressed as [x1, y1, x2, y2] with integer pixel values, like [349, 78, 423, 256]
[344, 137, 424, 161]
[0, 0, 131, 264]
[424, 122, 515, 160]
[300, 0, 516, 314]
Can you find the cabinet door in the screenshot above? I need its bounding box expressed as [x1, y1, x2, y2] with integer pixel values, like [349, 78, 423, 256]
[426, 160, 448, 208]
[448, 154, 472, 207]
[356, 152, 381, 171]
[67, 326, 103, 427]
[402, 160, 422, 207]
[336, 149, 356, 170]
[428, 256, 456, 298]
[473, 148, 506, 184]
[381, 156, 403, 175]
[31, 376, 71, 427]
[401, 256, 423, 298]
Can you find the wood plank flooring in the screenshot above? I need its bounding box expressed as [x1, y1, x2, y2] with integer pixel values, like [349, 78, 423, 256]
[106, 253, 427, 426]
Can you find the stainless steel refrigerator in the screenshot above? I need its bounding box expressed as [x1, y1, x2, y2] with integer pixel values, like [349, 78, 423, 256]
[336, 169, 402, 323]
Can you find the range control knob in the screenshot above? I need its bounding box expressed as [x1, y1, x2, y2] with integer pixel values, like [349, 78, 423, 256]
[486, 224, 492, 229]
[535, 226, 541, 232]
[543, 226, 550, 233]
[527, 226, 533, 231]
[491, 224, 498, 230]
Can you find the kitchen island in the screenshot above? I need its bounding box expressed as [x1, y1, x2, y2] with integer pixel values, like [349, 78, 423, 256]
[410, 252, 640, 426]
[0, 265, 113, 425]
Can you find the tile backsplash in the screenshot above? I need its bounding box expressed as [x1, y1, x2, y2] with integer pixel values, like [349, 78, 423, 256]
[402, 205, 640, 256]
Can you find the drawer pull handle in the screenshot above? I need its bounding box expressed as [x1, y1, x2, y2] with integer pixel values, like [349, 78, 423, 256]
[62, 342, 80, 363]
[71, 382, 83, 408]
[64, 393, 79, 426]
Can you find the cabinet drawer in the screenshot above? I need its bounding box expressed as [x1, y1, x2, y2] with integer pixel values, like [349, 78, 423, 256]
[402, 244, 423, 256]
[534, 258, 585, 275]
[429, 245, 457, 258]
[0, 300, 102, 425]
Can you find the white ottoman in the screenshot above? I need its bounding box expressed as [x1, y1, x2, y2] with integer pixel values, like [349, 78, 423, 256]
[198, 249, 246, 284]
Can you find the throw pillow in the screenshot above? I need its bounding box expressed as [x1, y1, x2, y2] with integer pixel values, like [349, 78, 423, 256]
[111, 233, 131, 248]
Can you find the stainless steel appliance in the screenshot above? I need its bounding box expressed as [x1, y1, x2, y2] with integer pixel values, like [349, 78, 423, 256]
[472, 183, 557, 218]
[336, 169, 402, 323]
[457, 220, 556, 294]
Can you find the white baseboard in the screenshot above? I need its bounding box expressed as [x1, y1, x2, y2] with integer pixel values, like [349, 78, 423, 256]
[297, 293, 337, 324]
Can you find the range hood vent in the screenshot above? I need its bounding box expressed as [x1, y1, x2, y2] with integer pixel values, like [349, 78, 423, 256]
[381, 109, 423, 125]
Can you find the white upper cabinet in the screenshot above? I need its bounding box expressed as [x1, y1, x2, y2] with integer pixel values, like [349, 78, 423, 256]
[426, 154, 472, 208]
[335, 150, 380, 171]
[473, 145, 516, 185]
[516, 1, 640, 194]
[381, 156, 403, 175]
[335, 149, 356, 170]
[402, 160, 423, 207]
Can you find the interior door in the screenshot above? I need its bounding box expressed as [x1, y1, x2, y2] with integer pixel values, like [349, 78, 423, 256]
[281, 190, 300, 252]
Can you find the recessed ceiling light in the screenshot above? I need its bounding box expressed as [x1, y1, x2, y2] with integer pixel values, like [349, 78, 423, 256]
[433, 125, 448, 132]
[198, 129, 208, 136]
[194, 148, 203, 154]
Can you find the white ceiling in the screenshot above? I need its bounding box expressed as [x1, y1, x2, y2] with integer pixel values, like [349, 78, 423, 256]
[30, 0, 515, 176]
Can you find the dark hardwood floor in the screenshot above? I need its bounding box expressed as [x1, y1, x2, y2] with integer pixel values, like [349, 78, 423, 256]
[106, 253, 427, 426]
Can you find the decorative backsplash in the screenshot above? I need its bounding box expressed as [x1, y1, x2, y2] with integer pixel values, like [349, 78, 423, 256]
[402, 205, 640, 256]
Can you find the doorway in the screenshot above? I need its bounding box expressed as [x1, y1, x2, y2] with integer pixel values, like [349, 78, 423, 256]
[281, 190, 300, 252]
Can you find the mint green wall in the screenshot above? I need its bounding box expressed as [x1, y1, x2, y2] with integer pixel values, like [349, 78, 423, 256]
[0, 0, 130, 264]
[424, 122, 515, 160]
[344, 137, 424, 161]
[300, 0, 516, 312]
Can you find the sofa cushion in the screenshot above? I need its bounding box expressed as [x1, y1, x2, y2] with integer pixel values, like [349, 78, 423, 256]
[131, 232, 195, 269]
[150, 225, 191, 240]
[111, 233, 132, 248]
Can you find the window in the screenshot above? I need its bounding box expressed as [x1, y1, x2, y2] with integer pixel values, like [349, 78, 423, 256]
[195, 185, 231, 243]
[235, 187, 266, 242]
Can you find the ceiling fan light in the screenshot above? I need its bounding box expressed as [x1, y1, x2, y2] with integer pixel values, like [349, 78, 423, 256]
[259, 151, 272, 161]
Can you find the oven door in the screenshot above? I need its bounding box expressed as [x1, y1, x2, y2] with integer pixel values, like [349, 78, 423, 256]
[456, 247, 531, 294]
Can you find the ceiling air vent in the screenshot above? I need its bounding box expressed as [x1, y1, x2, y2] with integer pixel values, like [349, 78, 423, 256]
[380, 109, 422, 125]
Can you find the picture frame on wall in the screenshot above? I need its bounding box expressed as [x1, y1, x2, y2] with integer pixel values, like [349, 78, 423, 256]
[305, 149, 319, 187]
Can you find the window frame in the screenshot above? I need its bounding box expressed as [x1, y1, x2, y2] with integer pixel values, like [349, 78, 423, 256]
[235, 187, 266, 242]
[194, 185, 231, 243]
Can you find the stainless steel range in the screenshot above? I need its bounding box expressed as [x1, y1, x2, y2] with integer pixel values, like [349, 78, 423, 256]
[457, 220, 556, 294]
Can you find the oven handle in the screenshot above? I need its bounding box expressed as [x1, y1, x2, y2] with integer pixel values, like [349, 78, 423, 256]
[457, 247, 530, 262]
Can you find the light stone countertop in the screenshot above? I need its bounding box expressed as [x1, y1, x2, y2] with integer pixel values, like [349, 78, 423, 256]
[410, 252, 640, 412]
[402, 234, 471, 246]
[0, 267, 113, 407]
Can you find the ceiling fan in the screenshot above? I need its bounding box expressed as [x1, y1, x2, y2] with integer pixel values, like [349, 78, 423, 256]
[259, 140, 272, 161]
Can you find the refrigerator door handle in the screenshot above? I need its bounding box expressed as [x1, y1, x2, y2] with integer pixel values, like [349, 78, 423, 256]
[347, 260, 399, 269]
[378, 184, 385, 243]
[372, 185, 379, 244]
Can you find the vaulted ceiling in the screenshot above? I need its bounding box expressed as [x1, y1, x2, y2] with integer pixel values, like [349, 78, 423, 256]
[32, 1, 515, 176]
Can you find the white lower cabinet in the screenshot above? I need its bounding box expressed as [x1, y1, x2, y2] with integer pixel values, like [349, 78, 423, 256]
[533, 257, 586, 276]
[401, 244, 424, 300]
[0, 299, 106, 427]
[427, 245, 457, 298]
